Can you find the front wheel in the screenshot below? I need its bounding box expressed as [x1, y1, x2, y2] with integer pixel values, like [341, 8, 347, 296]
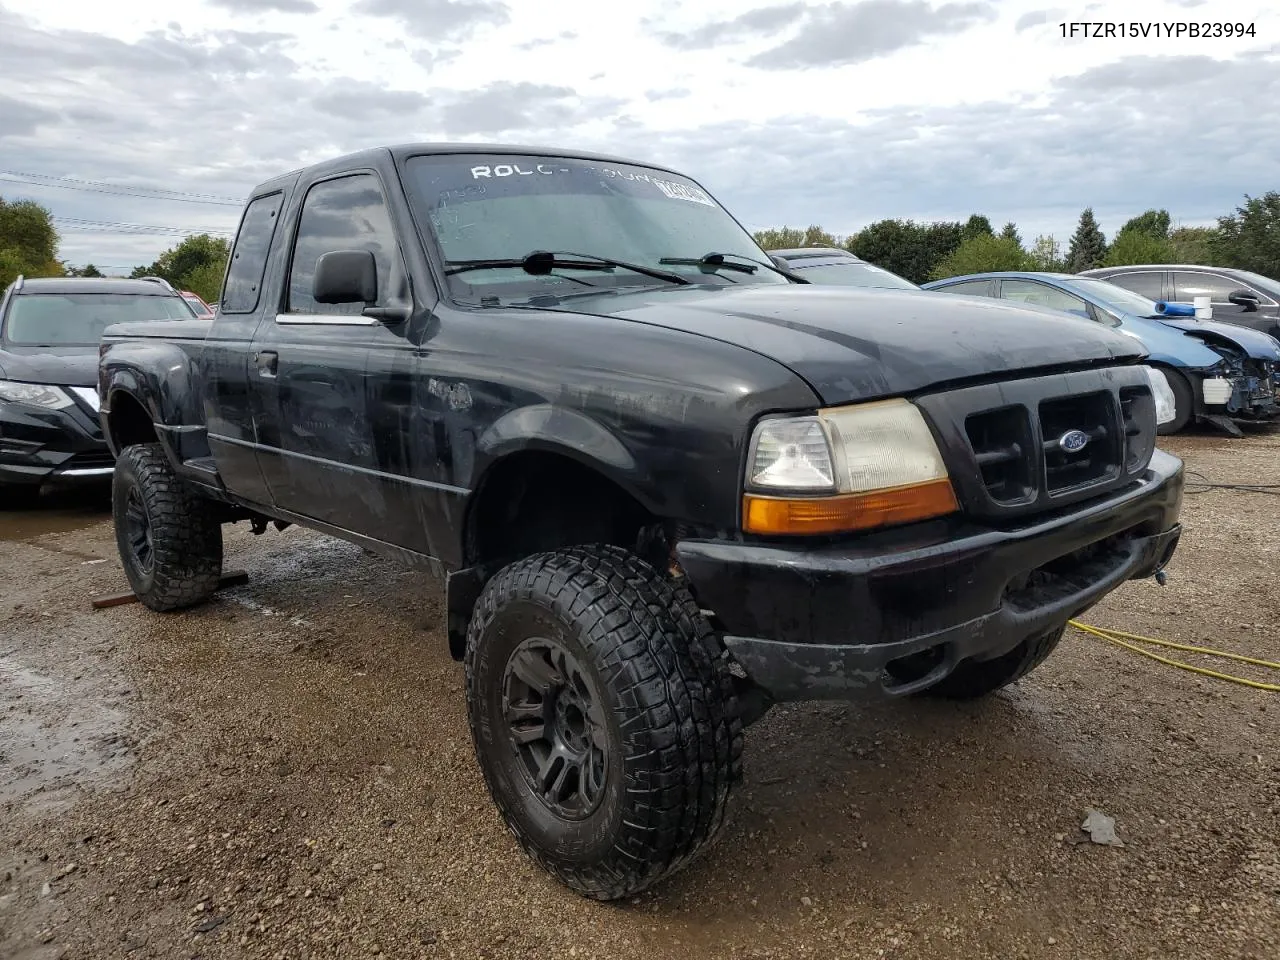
[112, 443, 223, 612]
[1156, 367, 1194, 436]
[920, 625, 1066, 700]
[464, 544, 742, 900]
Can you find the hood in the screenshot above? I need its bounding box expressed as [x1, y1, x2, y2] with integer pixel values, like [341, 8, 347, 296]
[1150, 316, 1280, 360]
[0, 344, 100, 386]
[551, 285, 1145, 405]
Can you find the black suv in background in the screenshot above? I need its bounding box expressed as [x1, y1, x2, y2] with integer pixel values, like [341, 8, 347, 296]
[0, 275, 196, 501]
[1081, 265, 1280, 339]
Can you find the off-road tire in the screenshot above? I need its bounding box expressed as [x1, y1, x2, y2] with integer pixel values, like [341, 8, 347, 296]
[112, 443, 223, 612]
[921, 625, 1066, 700]
[1156, 367, 1193, 436]
[464, 544, 743, 900]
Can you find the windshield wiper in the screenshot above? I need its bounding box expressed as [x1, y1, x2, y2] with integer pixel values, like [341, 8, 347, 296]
[444, 250, 690, 286]
[659, 251, 809, 282]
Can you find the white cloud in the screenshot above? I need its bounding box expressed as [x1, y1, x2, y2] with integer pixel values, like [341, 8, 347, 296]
[0, 0, 1274, 269]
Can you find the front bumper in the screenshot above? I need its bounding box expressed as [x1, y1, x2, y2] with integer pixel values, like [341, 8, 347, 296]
[0, 396, 115, 490]
[1202, 371, 1280, 422]
[675, 449, 1184, 702]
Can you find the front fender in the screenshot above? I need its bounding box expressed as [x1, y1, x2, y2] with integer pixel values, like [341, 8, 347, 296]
[1121, 317, 1223, 369]
[471, 403, 646, 502]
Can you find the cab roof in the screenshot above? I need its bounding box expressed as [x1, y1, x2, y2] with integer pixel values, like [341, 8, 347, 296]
[249, 142, 686, 198]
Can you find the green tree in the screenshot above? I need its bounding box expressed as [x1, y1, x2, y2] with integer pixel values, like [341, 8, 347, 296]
[1030, 234, 1066, 272]
[1118, 208, 1171, 240]
[962, 214, 994, 240]
[1065, 208, 1108, 272]
[131, 233, 230, 302]
[1102, 229, 1176, 267]
[847, 219, 964, 285]
[0, 196, 64, 288]
[1169, 226, 1216, 264]
[930, 234, 1033, 281]
[67, 263, 104, 277]
[752, 224, 841, 250]
[1210, 192, 1280, 279]
[999, 222, 1022, 247]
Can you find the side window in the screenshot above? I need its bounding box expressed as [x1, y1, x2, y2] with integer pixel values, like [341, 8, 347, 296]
[222, 193, 283, 314]
[286, 174, 405, 317]
[1108, 271, 1164, 300]
[934, 279, 992, 297]
[999, 280, 1089, 317]
[1174, 271, 1241, 303]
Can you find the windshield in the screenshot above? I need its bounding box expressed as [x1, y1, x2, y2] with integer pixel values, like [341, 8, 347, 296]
[1067, 278, 1165, 316]
[3, 293, 193, 346]
[402, 153, 788, 302]
[791, 260, 918, 290]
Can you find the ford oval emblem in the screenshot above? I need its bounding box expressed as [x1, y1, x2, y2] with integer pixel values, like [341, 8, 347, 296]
[1058, 429, 1089, 453]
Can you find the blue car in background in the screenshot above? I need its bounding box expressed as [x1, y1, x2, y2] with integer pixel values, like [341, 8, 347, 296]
[921, 272, 1280, 436]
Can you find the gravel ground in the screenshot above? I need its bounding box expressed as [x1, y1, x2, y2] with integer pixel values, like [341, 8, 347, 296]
[1, 431, 1278, 960]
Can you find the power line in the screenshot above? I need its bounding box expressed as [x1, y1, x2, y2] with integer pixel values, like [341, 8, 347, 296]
[6, 170, 241, 202]
[53, 216, 234, 237]
[1, 171, 244, 206]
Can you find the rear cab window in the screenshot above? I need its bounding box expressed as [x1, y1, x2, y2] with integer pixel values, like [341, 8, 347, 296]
[222, 192, 284, 313]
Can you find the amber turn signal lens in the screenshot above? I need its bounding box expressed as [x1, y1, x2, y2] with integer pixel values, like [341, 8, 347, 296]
[743, 478, 959, 536]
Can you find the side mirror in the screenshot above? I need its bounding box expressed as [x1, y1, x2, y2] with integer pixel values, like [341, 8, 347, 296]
[1227, 289, 1261, 311]
[769, 254, 790, 271]
[313, 250, 377, 304]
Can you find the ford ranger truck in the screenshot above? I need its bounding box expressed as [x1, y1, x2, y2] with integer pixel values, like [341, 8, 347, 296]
[98, 144, 1185, 900]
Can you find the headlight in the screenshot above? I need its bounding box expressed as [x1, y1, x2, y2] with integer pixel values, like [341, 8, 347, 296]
[1142, 366, 1177, 425]
[744, 398, 958, 535]
[0, 380, 75, 409]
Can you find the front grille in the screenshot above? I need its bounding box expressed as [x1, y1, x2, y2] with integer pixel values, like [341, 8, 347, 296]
[965, 406, 1034, 504]
[916, 366, 1158, 521]
[1039, 391, 1120, 493]
[1119, 386, 1156, 473]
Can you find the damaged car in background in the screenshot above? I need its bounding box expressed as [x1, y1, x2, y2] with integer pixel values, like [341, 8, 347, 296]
[922, 271, 1280, 436]
[97, 143, 1184, 901]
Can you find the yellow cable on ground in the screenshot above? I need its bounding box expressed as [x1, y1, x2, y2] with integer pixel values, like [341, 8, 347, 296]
[1068, 620, 1280, 693]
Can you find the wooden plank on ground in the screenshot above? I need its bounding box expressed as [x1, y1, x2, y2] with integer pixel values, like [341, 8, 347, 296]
[90, 570, 249, 610]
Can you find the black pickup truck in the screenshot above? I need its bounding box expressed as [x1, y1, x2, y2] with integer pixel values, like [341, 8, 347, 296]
[98, 143, 1185, 899]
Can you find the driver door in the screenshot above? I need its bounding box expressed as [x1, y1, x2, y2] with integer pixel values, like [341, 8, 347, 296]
[249, 171, 422, 543]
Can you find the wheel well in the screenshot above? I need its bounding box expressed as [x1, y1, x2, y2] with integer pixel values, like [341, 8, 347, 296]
[107, 392, 158, 449]
[465, 451, 654, 569]
[448, 451, 661, 660]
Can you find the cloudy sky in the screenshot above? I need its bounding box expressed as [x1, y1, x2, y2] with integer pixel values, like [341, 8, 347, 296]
[1, 0, 1276, 272]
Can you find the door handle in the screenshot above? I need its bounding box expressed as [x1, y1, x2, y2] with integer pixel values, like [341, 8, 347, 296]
[255, 351, 278, 378]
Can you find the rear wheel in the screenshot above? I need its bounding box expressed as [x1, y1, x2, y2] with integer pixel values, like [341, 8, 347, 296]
[1156, 367, 1193, 436]
[464, 544, 742, 900]
[921, 625, 1065, 700]
[112, 443, 223, 612]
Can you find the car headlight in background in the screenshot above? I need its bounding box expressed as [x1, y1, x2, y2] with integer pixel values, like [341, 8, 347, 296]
[0, 380, 75, 410]
[744, 398, 959, 535]
[1142, 366, 1177, 425]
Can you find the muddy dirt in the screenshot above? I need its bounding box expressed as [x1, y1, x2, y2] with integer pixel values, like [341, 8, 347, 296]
[1, 432, 1278, 960]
